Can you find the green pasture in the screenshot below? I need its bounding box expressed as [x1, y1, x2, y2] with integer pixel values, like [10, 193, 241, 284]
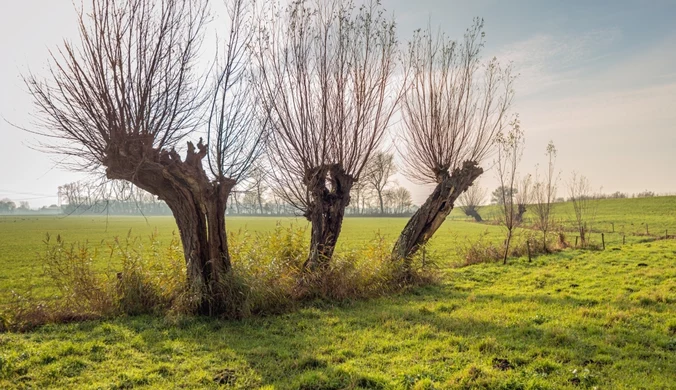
[0, 196, 675, 389]
[0, 215, 504, 299]
[551, 196, 676, 236]
[478, 195, 676, 237]
[1, 240, 674, 389]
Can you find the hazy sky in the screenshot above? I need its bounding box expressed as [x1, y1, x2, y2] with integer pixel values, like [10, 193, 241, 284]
[1, 0, 675, 208]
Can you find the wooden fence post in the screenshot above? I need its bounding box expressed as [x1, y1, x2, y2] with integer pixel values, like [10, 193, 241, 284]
[623, 234, 626, 245]
[575, 236, 578, 247]
[601, 233, 605, 250]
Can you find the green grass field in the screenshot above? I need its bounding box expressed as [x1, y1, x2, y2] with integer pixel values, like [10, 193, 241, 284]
[480, 196, 676, 238]
[1, 197, 675, 389]
[0, 215, 506, 299]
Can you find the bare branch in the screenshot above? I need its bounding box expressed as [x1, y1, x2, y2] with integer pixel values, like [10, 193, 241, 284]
[494, 115, 525, 263]
[252, 0, 403, 268]
[400, 19, 514, 184]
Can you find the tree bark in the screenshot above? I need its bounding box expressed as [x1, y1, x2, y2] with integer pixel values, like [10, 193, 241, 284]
[516, 204, 526, 224]
[393, 161, 484, 266]
[303, 164, 354, 271]
[464, 207, 483, 222]
[104, 139, 235, 316]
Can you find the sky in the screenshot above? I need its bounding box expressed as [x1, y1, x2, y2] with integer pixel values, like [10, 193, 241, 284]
[1, 0, 675, 208]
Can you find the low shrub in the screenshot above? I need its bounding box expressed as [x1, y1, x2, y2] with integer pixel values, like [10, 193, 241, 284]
[457, 231, 502, 266]
[39, 231, 186, 317]
[457, 230, 561, 266]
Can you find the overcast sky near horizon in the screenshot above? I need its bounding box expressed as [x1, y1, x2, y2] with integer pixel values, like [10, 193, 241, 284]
[1, 0, 675, 208]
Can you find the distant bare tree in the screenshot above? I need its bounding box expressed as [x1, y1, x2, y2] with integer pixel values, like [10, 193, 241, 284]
[247, 164, 268, 214]
[392, 186, 413, 214]
[568, 172, 599, 247]
[349, 180, 369, 215]
[253, 0, 402, 271]
[515, 174, 532, 223]
[59, 181, 106, 213]
[458, 182, 487, 222]
[242, 191, 259, 214]
[532, 142, 559, 252]
[228, 186, 243, 215]
[495, 116, 525, 264]
[26, 0, 264, 315]
[393, 20, 514, 265]
[383, 188, 396, 213]
[364, 152, 397, 214]
[59, 179, 168, 215]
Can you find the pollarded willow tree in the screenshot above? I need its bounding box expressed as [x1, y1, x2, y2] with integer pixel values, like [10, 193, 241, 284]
[253, 0, 402, 271]
[515, 173, 532, 224]
[393, 20, 514, 263]
[458, 181, 487, 222]
[26, 0, 265, 315]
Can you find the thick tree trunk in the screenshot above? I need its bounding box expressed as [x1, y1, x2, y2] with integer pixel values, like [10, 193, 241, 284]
[378, 190, 385, 214]
[464, 207, 483, 222]
[516, 204, 526, 223]
[104, 139, 235, 316]
[392, 161, 484, 266]
[303, 164, 354, 271]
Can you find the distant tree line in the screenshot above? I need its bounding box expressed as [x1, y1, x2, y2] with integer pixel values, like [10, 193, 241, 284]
[55, 152, 414, 217]
[0, 199, 36, 214]
[0, 199, 18, 214]
[57, 181, 170, 215]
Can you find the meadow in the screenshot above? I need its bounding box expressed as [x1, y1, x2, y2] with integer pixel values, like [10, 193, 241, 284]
[0, 197, 675, 389]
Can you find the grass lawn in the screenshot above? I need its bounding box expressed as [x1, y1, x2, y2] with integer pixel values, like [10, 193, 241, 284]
[0, 197, 675, 389]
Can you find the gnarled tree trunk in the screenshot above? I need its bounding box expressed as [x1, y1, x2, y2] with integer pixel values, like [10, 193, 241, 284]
[303, 164, 354, 271]
[392, 161, 484, 267]
[464, 207, 483, 222]
[516, 204, 527, 224]
[105, 139, 235, 316]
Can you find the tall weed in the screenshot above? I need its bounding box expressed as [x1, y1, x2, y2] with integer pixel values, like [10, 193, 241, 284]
[2, 225, 433, 330]
[457, 230, 562, 266]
